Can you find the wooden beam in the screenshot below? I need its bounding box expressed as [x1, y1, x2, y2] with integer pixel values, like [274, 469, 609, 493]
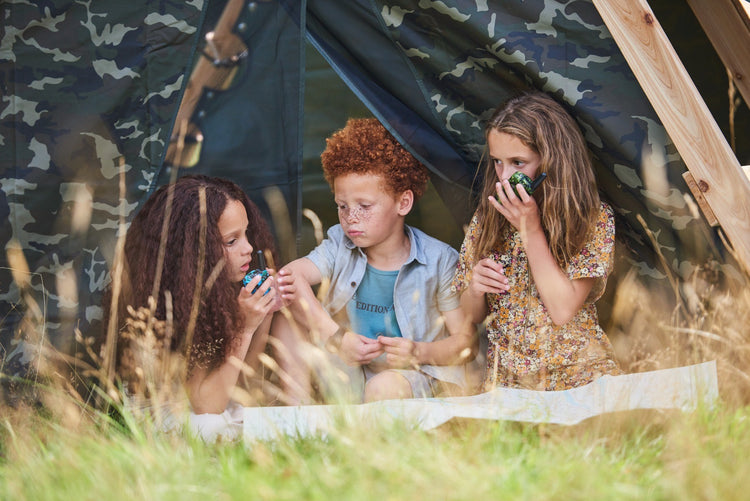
[164, 0, 247, 167]
[592, 0, 750, 274]
[682, 172, 719, 227]
[686, 0, 750, 107]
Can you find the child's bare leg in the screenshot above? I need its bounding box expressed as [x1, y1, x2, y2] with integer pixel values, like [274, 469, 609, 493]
[363, 371, 413, 402]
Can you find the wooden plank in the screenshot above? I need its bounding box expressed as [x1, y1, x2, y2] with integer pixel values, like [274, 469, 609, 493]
[686, 0, 750, 107]
[592, 0, 750, 274]
[683, 172, 719, 227]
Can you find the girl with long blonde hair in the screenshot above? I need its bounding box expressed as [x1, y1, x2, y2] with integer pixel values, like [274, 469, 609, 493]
[453, 92, 621, 391]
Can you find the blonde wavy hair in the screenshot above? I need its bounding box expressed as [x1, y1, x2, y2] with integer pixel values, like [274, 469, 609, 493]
[473, 92, 601, 269]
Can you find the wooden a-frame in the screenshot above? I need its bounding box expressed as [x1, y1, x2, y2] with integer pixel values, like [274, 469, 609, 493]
[592, 0, 750, 275]
[686, 0, 750, 107]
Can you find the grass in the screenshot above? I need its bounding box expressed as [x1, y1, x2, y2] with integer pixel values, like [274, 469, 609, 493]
[1, 271, 749, 501]
[3, 395, 750, 500]
[4, 168, 750, 500]
[4, 273, 750, 500]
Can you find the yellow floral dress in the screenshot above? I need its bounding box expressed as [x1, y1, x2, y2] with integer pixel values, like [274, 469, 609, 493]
[452, 202, 621, 392]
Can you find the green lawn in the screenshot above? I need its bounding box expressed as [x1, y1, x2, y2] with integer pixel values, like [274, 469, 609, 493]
[2, 396, 750, 501]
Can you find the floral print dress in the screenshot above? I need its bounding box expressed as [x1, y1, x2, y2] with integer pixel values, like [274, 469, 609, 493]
[452, 202, 621, 392]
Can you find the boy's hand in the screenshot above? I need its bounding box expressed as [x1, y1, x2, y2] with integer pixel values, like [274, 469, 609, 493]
[469, 257, 509, 295]
[338, 331, 384, 366]
[275, 267, 298, 306]
[378, 336, 419, 369]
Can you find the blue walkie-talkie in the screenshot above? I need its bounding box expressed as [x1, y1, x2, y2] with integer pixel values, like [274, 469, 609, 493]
[242, 249, 270, 294]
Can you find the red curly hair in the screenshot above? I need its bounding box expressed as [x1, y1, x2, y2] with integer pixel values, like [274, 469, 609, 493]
[102, 175, 276, 382]
[320, 118, 430, 200]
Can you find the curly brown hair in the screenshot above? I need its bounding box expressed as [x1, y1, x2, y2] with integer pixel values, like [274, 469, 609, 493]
[102, 175, 276, 383]
[320, 118, 430, 200]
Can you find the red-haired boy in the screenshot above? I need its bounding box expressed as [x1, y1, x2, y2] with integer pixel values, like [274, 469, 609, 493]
[275, 118, 475, 403]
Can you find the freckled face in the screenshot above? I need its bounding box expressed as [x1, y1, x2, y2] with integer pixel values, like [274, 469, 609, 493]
[488, 130, 542, 183]
[333, 173, 408, 251]
[217, 199, 254, 283]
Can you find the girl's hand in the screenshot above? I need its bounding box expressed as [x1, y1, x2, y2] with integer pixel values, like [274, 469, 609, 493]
[379, 336, 418, 369]
[238, 273, 278, 333]
[489, 179, 542, 234]
[469, 257, 509, 295]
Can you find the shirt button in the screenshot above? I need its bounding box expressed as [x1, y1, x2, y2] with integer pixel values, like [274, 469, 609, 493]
[350, 282, 356, 287]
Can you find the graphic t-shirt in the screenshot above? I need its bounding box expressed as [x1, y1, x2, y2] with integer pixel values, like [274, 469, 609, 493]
[346, 264, 402, 339]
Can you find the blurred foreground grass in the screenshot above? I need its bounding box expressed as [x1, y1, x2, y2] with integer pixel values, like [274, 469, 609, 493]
[2, 398, 750, 500]
[4, 132, 750, 499]
[3, 241, 750, 501]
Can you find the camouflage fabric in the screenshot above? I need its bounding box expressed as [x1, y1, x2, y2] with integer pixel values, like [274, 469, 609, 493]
[0, 0, 305, 383]
[307, 0, 739, 286]
[0, 0, 741, 385]
[0, 0, 204, 376]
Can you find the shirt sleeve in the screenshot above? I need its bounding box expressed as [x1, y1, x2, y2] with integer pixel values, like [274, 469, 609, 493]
[567, 202, 615, 302]
[451, 212, 481, 294]
[436, 245, 460, 312]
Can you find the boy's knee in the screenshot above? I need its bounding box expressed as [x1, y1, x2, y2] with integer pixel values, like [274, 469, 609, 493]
[363, 370, 413, 402]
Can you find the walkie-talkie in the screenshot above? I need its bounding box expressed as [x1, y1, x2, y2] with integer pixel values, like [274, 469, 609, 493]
[507, 171, 547, 197]
[242, 249, 270, 294]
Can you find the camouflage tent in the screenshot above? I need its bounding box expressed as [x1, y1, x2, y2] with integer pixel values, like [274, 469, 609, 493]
[0, 0, 743, 379]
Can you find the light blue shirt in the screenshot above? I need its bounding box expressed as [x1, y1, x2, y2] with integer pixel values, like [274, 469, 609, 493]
[306, 224, 465, 387]
[346, 264, 402, 340]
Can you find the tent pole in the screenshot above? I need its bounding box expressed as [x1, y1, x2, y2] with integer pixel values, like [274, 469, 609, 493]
[164, 0, 247, 167]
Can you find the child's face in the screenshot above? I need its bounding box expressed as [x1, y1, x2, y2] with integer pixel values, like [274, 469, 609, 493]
[488, 130, 541, 183]
[333, 172, 410, 251]
[217, 199, 254, 283]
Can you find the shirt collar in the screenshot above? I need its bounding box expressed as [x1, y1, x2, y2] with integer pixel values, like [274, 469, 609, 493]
[342, 224, 426, 265]
[404, 225, 427, 266]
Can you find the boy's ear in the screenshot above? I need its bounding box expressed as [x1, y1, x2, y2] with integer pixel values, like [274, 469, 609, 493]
[397, 189, 414, 216]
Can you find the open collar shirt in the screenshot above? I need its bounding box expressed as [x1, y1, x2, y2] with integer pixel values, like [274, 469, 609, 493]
[306, 224, 465, 386]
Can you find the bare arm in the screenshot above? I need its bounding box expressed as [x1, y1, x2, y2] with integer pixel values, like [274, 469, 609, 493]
[458, 257, 509, 324]
[416, 307, 477, 365]
[523, 226, 594, 325]
[279, 260, 384, 365]
[282, 257, 322, 286]
[186, 274, 276, 414]
[459, 283, 488, 325]
[187, 315, 272, 414]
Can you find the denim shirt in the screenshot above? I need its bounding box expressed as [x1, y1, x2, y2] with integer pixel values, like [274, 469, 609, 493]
[306, 224, 465, 387]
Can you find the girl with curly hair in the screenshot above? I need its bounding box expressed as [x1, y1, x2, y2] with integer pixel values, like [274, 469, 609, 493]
[104, 174, 286, 414]
[453, 92, 621, 392]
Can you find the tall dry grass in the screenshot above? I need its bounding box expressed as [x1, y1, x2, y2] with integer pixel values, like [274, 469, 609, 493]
[3, 168, 750, 426]
[2, 139, 750, 500]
